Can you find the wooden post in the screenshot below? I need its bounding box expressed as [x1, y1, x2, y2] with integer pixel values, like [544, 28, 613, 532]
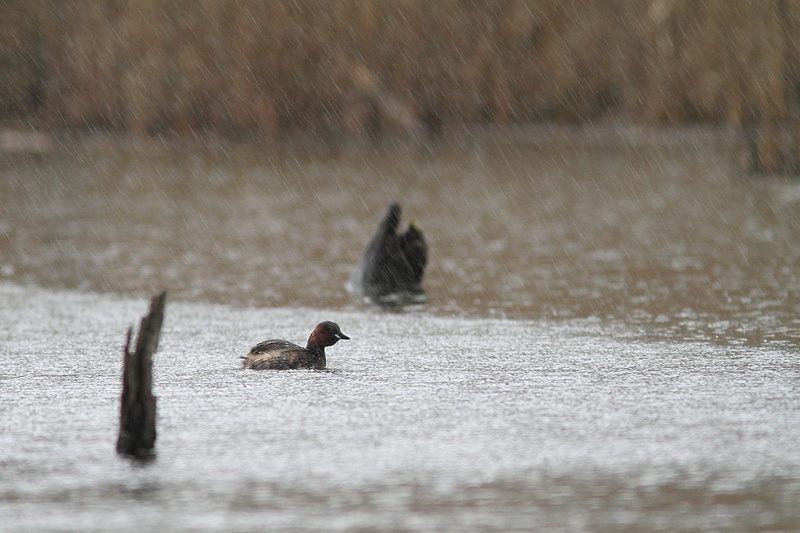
[117, 291, 166, 457]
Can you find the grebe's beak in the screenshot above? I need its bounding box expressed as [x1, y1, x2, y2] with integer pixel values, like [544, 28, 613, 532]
[337, 332, 350, 340]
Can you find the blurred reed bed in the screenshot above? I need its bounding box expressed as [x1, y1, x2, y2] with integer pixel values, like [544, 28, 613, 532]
[1, 0, 798, 171]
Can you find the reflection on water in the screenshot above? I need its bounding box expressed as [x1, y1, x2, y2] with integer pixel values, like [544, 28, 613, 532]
[2, 128, 800, 530]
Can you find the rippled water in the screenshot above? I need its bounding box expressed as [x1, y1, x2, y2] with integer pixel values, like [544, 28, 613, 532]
[2, 128, 800, 531]
[5, 128, 800, 334]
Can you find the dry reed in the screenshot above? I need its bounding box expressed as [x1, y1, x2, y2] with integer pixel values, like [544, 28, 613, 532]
[1, 1, 798, 170]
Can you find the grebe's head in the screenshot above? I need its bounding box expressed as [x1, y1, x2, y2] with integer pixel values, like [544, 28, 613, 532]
[309, 321, 350, 347]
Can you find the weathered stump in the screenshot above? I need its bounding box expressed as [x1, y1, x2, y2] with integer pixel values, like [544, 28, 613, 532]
[116, 291, 166, 457]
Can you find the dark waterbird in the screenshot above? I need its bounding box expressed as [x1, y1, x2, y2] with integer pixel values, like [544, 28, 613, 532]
[242, 321, 349, 370]
[347, 202, 428, 305]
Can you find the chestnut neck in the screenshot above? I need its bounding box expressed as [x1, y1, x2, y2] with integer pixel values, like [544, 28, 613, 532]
[306, 328, 334, 359]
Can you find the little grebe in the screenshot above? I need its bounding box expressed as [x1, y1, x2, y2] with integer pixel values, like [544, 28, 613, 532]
[242, 321, 349, 370]
[347, 202, 428, 304]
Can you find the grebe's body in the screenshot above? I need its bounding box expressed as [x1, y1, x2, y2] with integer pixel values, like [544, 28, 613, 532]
[347, 202, 427, 305]
[242, 321, 349, 370]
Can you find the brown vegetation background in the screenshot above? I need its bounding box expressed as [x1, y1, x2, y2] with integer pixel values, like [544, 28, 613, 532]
[2, 0, 799, 163]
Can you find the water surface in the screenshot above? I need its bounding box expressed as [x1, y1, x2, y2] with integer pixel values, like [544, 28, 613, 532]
[3, 128, 799, 336]
[1, 128, 800, 531]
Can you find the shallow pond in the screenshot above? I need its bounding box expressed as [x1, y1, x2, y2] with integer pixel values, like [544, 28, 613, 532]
[1, 128, 799, 531]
